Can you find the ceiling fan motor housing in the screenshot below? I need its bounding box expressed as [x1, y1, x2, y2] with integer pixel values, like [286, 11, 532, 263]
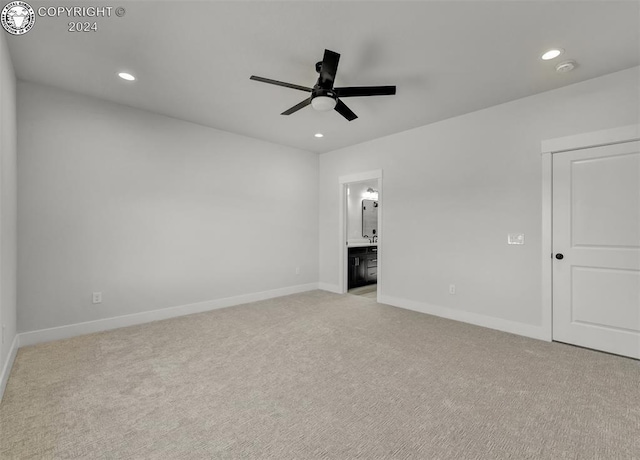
[312, 88, 336, 99]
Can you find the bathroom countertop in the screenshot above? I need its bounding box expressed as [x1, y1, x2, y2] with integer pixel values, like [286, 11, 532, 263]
[347, 242, 378, 248]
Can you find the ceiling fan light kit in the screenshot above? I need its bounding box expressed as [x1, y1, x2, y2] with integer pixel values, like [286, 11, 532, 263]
[250, 49, 396, 121]
[311, 95, 337, 111]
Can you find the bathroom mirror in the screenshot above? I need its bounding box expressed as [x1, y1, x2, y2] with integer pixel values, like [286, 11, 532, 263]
[362, 199, 378, 237]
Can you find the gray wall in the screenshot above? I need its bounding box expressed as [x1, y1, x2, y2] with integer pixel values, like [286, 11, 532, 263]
[319, 66, 639, 329]
[12, 65, 640, 340]
[0, 33, 18, 374]
[18, 82, 319, 332]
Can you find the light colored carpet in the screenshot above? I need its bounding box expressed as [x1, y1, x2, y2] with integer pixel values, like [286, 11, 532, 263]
[1, 291, 639, 459]
[348, 284, 377, 300]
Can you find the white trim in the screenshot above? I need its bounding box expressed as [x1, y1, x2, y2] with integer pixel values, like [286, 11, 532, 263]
[338, 182, 347, 294]
[0, 334, 19, 402]
[338, 170, 383, 185]
[540, 153, 553, 341]
[379, 294, 548, 341]
[541, 124, 640, 154]
[540, 124, 640, 344]
[338, 170, 383, 297]
[18, 283, 319, 348]
[318, 282, 341, 294]
[377, 177, 383, 301]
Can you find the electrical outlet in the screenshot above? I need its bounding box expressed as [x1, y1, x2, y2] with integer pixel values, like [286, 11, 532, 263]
[92, 292, 102, 304]
[449, 284, 456, 295]
[295, 267, 300, 275]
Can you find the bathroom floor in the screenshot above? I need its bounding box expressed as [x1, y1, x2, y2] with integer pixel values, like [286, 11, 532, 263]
[348, 284, 377, 300]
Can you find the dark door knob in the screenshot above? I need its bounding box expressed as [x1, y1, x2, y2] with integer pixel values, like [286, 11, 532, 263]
[555, 253, 564, 260]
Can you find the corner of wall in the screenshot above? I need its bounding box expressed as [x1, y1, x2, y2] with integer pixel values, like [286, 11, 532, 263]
[0, 30, 19, 403]
[0, 334, 18, 402]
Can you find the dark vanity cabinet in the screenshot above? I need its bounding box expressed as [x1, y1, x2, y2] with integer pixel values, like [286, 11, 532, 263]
[348, 248, 367, 288]
[366, 247, 377, 283]
[348, 246, 377, 289]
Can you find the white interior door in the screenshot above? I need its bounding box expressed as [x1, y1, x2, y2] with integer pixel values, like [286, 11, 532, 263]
[553, 141, 640, 359]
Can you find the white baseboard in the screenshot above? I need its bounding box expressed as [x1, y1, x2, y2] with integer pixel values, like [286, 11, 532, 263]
[318, 282, 342, 294]
[18, 283, 319, 348]
[378, 294, 549, 341]
[5, 285, 547, 402]
[0, 334, 19, 402]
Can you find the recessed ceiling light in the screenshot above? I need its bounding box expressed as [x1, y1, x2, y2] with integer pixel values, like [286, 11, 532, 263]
[314, 133, 324, 138]
[118, 72, 136, 81]
[541, 49, 563, 61]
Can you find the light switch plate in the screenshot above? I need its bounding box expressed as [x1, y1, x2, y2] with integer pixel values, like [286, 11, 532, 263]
[508, 233, 525, 245]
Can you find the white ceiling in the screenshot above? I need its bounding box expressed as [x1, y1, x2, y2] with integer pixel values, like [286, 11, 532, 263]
[6, 1, 640, 153]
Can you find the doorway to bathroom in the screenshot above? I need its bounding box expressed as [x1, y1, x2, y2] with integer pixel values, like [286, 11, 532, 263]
[338, 170, 382, 300]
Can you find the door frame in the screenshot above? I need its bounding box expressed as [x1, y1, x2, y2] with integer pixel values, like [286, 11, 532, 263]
[338, 170, 383, 297]
[540, 124, 640, 341]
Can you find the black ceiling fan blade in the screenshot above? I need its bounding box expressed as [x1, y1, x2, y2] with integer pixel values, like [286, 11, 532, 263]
[334, 99, 358, 121]
[319, 49, 340, 89]
[281, 98, 312, 115]
[334, 86, 396, 97]
[250, 76, 312, 93]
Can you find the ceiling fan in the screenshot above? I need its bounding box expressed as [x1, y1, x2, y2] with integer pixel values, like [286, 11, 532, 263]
[250, 49, 396, 121]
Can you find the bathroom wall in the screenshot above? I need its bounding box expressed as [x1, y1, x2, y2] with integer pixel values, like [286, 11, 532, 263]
[347, 180, 378, 243]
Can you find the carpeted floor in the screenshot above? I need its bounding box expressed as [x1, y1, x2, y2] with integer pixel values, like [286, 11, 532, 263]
[348, 284, 377, 299]
[1, 291, 638, 459]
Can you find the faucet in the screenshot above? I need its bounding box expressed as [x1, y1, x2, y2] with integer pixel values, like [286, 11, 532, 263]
[372, 235, 378, 243]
